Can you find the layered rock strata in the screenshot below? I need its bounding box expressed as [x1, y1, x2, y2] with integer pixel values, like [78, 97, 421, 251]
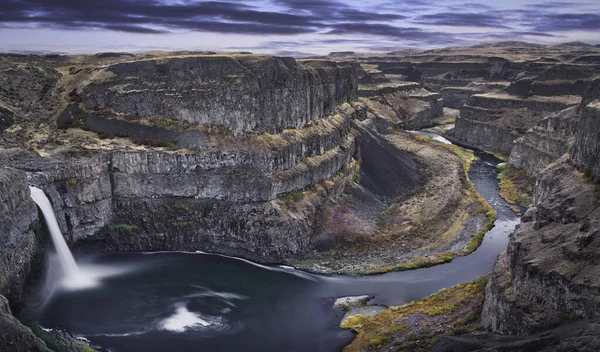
[508, 106, 578, 177]
[455, 93, 581, 153]
[482, 77, 600, 336]
[0, 167, 39, 305]
[1, 54, 360, 264]
[358, 82, 443, 129]
[76, 56, 357, 136]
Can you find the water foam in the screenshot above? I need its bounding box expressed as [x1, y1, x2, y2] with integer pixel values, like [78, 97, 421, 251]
[161, 305, 212, 332]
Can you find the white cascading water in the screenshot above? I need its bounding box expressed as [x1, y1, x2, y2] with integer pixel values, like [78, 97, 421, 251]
[29, 186, 95, 289]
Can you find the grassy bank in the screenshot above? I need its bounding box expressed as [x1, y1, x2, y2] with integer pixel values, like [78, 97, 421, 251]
[496, 163, 534, 211]
[370, 134, 496, 274]
[341, 276, 489, 351]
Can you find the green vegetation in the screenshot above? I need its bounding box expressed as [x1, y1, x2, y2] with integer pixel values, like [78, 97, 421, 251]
[32, 220, 46, 252]
[109, 223, 138, 231]
[131, 138, 177, 149]
[49, 177, 78, 186]
[171, 202, 194, 214]
[433, 117, 456, 126]
[148, 115, 176, 128]
[497, 165, 535, 209]
[278, 190, 304, 211]
[18, 312, 96, 352]
[377, 252, 459, 273]
[341, 276, 488, 351]
[353, 161, 361, 183]
[173, 221, 194, 228]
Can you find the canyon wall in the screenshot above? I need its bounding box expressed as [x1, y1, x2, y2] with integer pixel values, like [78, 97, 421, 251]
[78, 56, 357, 136]
[0, 167, 39, 304]
[2, 54, 360, 264]
[330, 43, 600, 154]
[482, 76, 600, 335]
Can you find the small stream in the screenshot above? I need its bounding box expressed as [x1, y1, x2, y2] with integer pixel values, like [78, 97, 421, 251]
[30, 137, 519, 352]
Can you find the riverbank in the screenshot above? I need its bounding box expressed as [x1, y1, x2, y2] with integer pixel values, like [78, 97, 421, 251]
[290, 130, 496, 275]
[341, 276, 489, 351]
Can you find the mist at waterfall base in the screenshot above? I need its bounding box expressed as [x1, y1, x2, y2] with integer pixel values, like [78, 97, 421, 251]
[30, 149, 519, 352]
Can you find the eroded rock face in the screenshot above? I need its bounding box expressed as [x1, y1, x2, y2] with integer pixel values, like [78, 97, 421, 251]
[571, 77, 600, 181]
[455, 93, 581, 153]
[0, 295, 50, 352]
[482, 77, 600, 336]
[482, 160, 600, 335]
[509, 106, 579, 176]
[0, 54, 361, 264]
[358, 82, 443, 129]
[0, 167, 39, 304]
[78, 56, 357, 136]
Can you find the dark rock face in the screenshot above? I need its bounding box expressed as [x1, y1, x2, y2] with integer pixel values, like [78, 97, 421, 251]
[0, 167, 39, 304]
[79, 56, 358, 136]
[441, 86, 483, 108]
[571, 78, 600, 181]
[0, 295, 50, 352]
[509, 106, 579, 176]
[454, 93, 581, 153]
[0, 106, 14, 134]
[358, 82, 443, 129]
[482, 79, 600, 337]
[482, 160, 600, 335]
[1, 54, 361, 264]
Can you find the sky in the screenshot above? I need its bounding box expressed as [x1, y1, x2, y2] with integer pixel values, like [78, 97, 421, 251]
[0, 0, 599, 55]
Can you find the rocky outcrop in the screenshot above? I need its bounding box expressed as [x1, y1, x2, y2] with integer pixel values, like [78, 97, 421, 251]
[509, 106, 578, 176]
[0, 167, 39, 304]
[358, 82, 443, 129]
[1, 54, 361, 264]
[571, 78, 600, 181]
[441, 86, 483, 108]
[0, 295, 50, 352]
[77, 56, 357, 136]
[454, 93, 581, 153]
[482, 159, 600, 334]
[482, 77, 600, 336]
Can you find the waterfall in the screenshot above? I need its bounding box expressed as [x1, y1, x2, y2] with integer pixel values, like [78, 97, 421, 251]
[29, 186, 94, 289]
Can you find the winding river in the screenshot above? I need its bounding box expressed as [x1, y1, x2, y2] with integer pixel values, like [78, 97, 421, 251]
[30, 141, 519, 352]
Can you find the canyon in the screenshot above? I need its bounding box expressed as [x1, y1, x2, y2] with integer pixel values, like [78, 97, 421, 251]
[0, 41, 599, 351]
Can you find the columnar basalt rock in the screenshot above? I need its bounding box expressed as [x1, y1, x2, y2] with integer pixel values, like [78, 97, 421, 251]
[358, 82, 443, 129]
[571, 77, 600, 181]
[78, 55, 358, 136]
[0, 168, 39, 304]
[509, 106, 579, 176]
[454, 93, 581, 153]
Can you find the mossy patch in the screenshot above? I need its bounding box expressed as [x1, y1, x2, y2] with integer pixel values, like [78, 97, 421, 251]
[497, 165, 535, 209]
[109, 223, 138, 231]
[18, 312, 97, 352]
[49, 177, 78, 186]
[433, 117, 456, 126]
[341, 276, 489, 352]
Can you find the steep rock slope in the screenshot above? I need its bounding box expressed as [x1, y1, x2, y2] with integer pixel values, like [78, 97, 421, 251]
[76, 56, 357, 136]
[509, 106, 578, 176]
[481, 77, 600, 336]
[0, 167, 39, 305]
[358, 82, 443, 129]
[455, 93, 580, 153]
